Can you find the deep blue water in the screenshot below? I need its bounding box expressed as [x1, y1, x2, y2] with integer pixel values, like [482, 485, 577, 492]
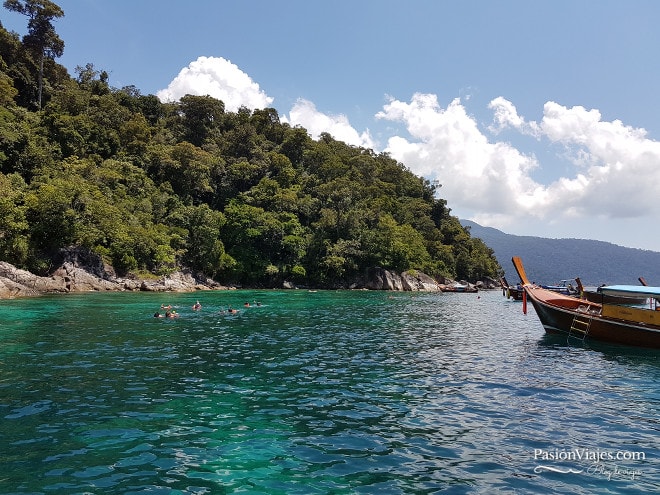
[0, 289, 657, 494]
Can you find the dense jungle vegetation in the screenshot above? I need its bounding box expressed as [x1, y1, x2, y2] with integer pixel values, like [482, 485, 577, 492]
[0, 0, 502, 287]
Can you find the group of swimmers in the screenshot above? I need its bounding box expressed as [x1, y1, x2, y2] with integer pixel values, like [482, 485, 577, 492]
[154, 311, 178, 318]
[153, 300, 262, 318]
[154, 303, 179, 318]
[219, 301, 261, 314]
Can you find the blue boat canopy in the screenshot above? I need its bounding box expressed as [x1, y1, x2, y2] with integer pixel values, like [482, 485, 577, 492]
[598, 285, 660, 298]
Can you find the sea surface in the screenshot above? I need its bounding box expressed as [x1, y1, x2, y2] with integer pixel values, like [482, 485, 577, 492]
[0, 289, 657, 494]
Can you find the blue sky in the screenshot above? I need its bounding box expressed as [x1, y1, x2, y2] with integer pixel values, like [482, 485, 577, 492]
[4, 0, 660, 252]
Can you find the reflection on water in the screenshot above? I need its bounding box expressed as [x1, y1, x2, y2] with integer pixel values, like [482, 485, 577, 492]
[0, 290, 657, 493]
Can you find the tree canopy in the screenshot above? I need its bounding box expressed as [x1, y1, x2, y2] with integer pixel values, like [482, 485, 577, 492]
[3, 0, 64, 109]
[0, 1, 502, 286]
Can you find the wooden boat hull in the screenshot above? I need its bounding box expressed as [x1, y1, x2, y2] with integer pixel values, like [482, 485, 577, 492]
[508, 288, 524, 300]
[500, 277, 523, 300]
[512, 256, 660, 348]
[525, 287, 660, 348]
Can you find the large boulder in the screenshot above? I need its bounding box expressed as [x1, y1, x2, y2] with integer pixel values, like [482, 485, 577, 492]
[362, 267, 405, 290]
[401, 270, 442, 291]
[55, 246, 116, 280]
[359, 267, 442, 291]
[139, 270, 221, 292]
[51, 262, 119, 292]
[0, 261, 67, 298]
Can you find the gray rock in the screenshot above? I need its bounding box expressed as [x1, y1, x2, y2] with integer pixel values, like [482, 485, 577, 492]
[360, 267, 442, 291]
[0, 254, 226, 299]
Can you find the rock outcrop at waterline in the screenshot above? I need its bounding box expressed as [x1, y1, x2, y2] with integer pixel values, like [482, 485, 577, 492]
[356, 267, 443, 291]
[0, 248, 493, 298]
[0, 247, 224, 299]
[0, 260, 223, 298]
[347, 267, 494, 292]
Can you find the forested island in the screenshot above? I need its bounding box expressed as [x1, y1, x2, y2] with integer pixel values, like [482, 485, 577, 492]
[0, 0, 502, 293]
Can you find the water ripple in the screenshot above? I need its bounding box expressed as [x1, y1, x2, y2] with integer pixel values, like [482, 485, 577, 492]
[0, 290, 657, 493]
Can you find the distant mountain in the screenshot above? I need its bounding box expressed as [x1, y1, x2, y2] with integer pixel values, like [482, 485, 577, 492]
[461, 220, 660, 286]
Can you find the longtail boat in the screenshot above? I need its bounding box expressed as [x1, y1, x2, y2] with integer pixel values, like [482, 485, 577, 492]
[512, 256, 660, 348]
[442, 283, 478, 293]
[500, 276, 524, 300]
[541, 279, 579, 296]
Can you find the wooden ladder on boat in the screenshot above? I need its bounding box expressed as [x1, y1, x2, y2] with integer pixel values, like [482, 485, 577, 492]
[568, 313, 592, 342]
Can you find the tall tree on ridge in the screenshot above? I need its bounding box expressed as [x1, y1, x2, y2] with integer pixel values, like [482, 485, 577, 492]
[3, 0, 64, 109]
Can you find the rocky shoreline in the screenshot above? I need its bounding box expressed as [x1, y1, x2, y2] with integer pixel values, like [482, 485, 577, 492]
[0, 260, 223, 299]
[0, 249, 493, 299]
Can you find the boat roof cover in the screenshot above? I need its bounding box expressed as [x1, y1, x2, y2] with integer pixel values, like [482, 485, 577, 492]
[599, 285, 660, 298]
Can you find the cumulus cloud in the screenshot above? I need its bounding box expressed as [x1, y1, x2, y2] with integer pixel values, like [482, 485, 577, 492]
[157, 56, 273, 111]
[376, 94, 660, 238]
[376, 93, 541, 217]
[487, 99, 660, 219]
[284, 99, 375, 149]
[488, 96, 540, 136]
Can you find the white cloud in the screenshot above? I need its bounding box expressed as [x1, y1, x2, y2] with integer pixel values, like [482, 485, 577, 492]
[376, 93, 541, 216]
[517, 100, 660, 218]
[284, 99, 375, 149]
[488, 96, 540, 136]
[156, 56, 273, 112]
[376, 94, 660, 238]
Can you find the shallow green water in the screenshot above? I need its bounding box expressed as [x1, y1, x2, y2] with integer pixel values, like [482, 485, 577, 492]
[0, 289, 657, 493]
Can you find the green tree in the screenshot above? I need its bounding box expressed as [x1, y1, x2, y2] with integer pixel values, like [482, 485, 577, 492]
[75, 62, 109, 96]
[178, 94, 224, 146]
[119, 112, 151, 159]
[24, 179, 78, 258]
[0, 172, 28, 263]
[279, 126, 311, 167]
[168, 203, 228, 275]
[366, 214, 431, 272]
[4, 0, 64, 109]
[313, 177, 359, 241]
[148, 142, 224, 204]
[317, 238, 362, 283]
[0, 69, 18, 106]
[251, 107, 284, 144]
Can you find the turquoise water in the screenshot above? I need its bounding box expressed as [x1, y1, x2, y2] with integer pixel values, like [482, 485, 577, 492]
[0, 289, 657, 494]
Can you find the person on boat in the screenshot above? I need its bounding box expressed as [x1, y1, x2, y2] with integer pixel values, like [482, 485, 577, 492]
[192, 301, 202, 310]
